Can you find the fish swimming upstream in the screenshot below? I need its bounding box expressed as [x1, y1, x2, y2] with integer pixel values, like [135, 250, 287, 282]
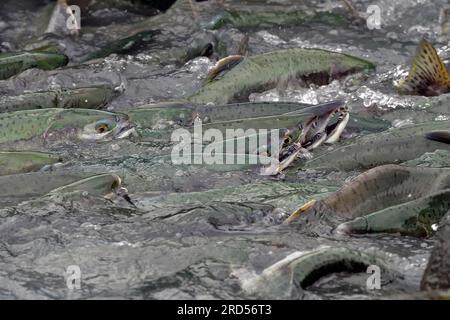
[188, 48, 375, 105]
[304, 121, 450, 171]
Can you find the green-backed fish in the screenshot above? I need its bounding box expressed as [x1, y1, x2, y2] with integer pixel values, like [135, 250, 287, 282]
[127, 100, 346, 139]
[0, 51, 68, 80]
[188, 48, 375, 105]
[286, 165, 450, 237]
[48, 173, 131, 202]
[0, 85, 118, 113]
[203, 9, 349, 30]
[0, 172, 130, 207]
[336, 189, 450, 237]
[0, 151, 62, 176]
[0, 108, 135, 150]
[126, 100, 349, 174]
[81, 30, 158, 62]
[304, 121, 450, 171]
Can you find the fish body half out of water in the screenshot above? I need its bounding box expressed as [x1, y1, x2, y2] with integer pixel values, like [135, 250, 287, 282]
[0, 151, 62, 176]
[241, 247, 391, 299]
[0, 85, 118, 113]
[126, 100, 343, 129]
[398, 39, 450, 96]
[0, 108, 135, 150]
[286, 164, 450, 237]
[187, 48, 375, 105]
[127, 100, 349, 173]
[0, 172, 129, 207]
[304, 121, 450, 171]
[0, 51, 68, 80]
[127, 100, 347, 142]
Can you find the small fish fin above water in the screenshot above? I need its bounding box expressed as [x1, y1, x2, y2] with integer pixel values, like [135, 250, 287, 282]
[398, 39, 450, 96]
[205, 55, 244, 83]
[425, 131, 450, 144]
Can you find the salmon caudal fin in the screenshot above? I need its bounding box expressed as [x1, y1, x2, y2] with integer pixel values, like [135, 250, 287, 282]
[398, 39, 450, 96]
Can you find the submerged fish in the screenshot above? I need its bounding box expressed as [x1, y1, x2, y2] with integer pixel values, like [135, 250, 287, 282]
[286, 165, 450, 237]
[188, 48, 375, 105]
[398, 39, 450, 96]
[81, 30, 158, 62]
[304, 121, 450, 171]
[0, 151, 62, 176]
[0, 51, 68, 80]
[0, 108, 134, 150]
[113, 30, 219, 66]
[0, 85, 118, 112]
[241, 247, 390, 299]
[0, 172, 91, 206]
[204, 10, 349, 30]
[48, 173, 131, 202]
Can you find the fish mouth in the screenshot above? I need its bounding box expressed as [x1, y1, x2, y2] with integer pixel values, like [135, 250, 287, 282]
[114, 119, 137, 139]
[325, 112, 350, 143]
[301, 104, 345, 145]
[263, 101, 349, 175]
[301, 103, 349, 148]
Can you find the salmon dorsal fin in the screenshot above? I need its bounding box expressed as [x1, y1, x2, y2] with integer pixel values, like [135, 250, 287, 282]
[399, 39, 450, 96]
[205, 55, 244, 83]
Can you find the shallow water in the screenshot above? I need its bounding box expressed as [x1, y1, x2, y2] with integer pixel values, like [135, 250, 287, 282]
[0, 0, 449, 299]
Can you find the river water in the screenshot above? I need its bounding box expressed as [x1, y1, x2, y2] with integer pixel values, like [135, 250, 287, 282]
[0, 0, 448, 299]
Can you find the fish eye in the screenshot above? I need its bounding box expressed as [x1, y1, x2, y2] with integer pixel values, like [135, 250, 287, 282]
[95, 119, 117, 133]
[96, 124, 109, 133]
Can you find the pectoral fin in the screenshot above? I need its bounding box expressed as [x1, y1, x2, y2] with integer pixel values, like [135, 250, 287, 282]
[398, 39, 450, 96]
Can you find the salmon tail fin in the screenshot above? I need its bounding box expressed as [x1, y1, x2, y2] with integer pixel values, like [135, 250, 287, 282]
[425, 131, 450, 144]
[398, 39, 450, 96]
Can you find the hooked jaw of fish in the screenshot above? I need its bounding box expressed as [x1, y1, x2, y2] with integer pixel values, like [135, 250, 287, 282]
[263, 104, 350, 175]
[78, 115, 136, 141]
[301, 105, 349, 148]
